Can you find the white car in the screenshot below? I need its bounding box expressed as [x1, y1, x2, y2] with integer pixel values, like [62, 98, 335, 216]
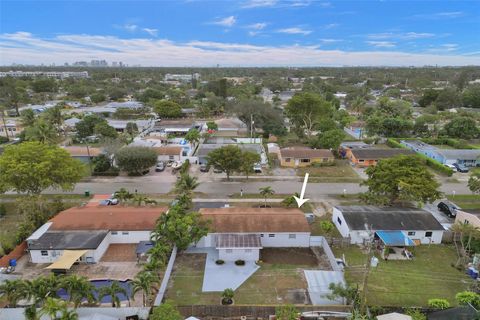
[444, 164, 457, 172]
[253, 164, 262, 173]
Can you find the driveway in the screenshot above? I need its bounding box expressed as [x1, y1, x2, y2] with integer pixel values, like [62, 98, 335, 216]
[423, 200, 456, 227]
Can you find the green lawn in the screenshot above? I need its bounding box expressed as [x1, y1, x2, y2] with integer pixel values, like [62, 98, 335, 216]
[297, 160, 362, 183]
[310, 214, 342, 237]
[447, 194, 480, 210]
[332, 245, 471, 307]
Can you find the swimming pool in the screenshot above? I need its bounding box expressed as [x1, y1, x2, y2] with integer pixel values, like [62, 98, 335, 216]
[57, 279, 132, 303]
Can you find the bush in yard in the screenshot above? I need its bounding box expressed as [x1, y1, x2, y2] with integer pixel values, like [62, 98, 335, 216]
[320, 221, 334, 233]
[215, 259, 225, 265]
[275, 304, 299, 320]
[92, 154, 111, 173]
[406, 309, 426, 320]
[221, 288, 234, 305]
[115, 146, 157, 175]
[150, 301, 182, 320]
[0, 203, 6, 219]
[456, 291, 480, 308]
[235, 259, 245, 266]
[428, 298, 450, 309]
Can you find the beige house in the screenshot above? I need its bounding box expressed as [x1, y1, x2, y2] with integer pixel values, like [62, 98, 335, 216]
[279, 147, 334, 168]
[455, 209, 480, 227]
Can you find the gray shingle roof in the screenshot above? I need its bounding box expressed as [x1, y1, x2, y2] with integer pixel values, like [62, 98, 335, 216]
[434, 149, 480, 160]
[28, 231, 108, 250]
[336, 206, 444, 231]
[350, 148, 415, 159]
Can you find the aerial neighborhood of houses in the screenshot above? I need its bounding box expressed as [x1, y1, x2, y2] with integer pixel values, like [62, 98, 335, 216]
[0, 64, 480, 320]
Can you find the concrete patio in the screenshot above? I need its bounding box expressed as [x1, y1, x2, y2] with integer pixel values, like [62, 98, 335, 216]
[186, 247, 260, 292]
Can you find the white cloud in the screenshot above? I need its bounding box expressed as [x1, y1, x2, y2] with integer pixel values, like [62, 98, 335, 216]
[277, 27, 312, 35]
[211, 16, 236, 27]
[366, 41, 396, 48]
[122, 24, 138, 32]
[323, 23, 339, 29]
[368, 32, 436, 40]
[320, 38, 343, 44]
[1, 32, 479, 67]
[247, 22, 268, 30]
[241, 0, 311, 8]
[142, 28, 158, 37]
[241, 0, 277, 8]
[427, 43, 459, 53]
[410, 11, 464, 20]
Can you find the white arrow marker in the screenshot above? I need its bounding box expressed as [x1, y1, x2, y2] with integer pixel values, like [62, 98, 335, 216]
[294, 173, 310, 208]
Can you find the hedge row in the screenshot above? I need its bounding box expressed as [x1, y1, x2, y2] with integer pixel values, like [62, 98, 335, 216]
[386, 138, 454, 176]
[92, 167, 120, 176]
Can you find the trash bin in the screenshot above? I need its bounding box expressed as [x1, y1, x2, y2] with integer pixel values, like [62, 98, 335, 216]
[84, 190, 90, 197]
[9, 259, 16, 267]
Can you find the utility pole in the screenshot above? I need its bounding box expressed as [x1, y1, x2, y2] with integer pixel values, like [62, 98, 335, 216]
[250, 114, 254, 143]
[360, 224, 374, 313]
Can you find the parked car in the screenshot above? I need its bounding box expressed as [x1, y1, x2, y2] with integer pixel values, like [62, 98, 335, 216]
[200, 163, 210, 172]
[99, 198, 119, 206]
[437, 201, 458, 218]
[253, 164, 262, 173]
[453, 163, 469, 173]
[155, 161, 165, 172]
[444, 164, 457, 171]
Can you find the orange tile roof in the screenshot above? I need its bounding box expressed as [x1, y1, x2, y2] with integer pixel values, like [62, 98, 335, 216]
[153, 146, 182, 156]
[200, 207, 310, 233]
[62, 146, 102, 157]
[49, 206, 167, 231]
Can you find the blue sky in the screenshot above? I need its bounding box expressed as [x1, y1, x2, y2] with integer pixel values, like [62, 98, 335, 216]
[0, 0, 479, 66]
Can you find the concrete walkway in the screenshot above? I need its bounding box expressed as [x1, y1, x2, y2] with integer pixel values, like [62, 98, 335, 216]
[186, 247, 260, 292]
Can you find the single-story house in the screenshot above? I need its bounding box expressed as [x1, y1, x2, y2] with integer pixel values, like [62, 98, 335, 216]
[401, 140, 480, 167]
[332, 206, 445, 245]
[197, 143, 266, 165]
[347, 148, 415, 167]
[152, 119, 199, 135]
[153, 146, 182, 162]
[213, 118, 247, 137]
[106, 119, 154, 133]
[62, 146, 103, 163]
[0, 120, 21, 137]
[455, 209, 480, 227]
[196, 207, 310, 261]
[279, 147, 334, 168]
[27, 205, 166, 265]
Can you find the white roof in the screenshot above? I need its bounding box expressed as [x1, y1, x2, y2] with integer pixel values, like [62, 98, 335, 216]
[27, 222, 52, 241]
[376, 313, 412, 320]
[304, 270, 346, 305]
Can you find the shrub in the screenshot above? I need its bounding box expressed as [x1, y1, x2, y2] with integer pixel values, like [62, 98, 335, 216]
[320, 221, 334, 233]
[428, 298, 451, 309]
[92, 167, 120, 176]
[115, 146, 157, 175]
[0, 204, 6, 218]
[0, 136, 9, 144]
[456, 291, 480, 308]
[215, 259, 225, 265]
[235, 259, 245, 266]
[406, 309, 426, 320]
[92, 154, 111, 173]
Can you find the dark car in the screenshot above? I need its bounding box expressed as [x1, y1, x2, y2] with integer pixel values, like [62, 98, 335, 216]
[453, 163, 469, 173]
[200, 163, 210, 172]
[437, 201, 458, 218]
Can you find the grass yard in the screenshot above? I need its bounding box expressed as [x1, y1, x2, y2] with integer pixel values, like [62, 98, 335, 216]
[310, 214, 342, 238]
[332, 245, 472, 307]
[166, 249, 317, 305]
[447, 194, 480, 210]
[297, 160, 362, 183]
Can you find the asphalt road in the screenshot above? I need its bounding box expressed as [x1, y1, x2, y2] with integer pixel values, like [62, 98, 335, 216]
[41, 177, 473, 200]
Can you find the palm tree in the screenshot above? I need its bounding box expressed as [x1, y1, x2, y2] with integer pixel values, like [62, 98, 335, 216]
[184, 128, 200, 147]
[282, 192, 300, 208]
[39, 297, 65, 320]
[174, 173, 199, 196]
[26, 275, 61, 306]
[147, 243, 171, 267]
[58, 308, 78, 320]
[0, 279, 27, 307]
[44, 105, 64, 131]
[131, 193, 154, 206]
[24, 305, 39, 320]
[98, 281, 128, 307]
[25, 119, 58, 144]
[350, 97, 366, 114]
[131, 271, 160, 307]
[60, 275, 95, 307]
[175, 192, 193, 210]
[114, 187, 133, 203]
[259, 186, 275, 207]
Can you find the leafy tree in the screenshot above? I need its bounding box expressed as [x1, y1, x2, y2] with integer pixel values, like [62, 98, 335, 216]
[125, 122, 138, 135]
[275, 304, 299, 320]
[456, 291, 480, 308]
[43, 105, 64, 130]
[435, 88, 461, 110]
[360, 155, 442, 205]
[468, 173, 480, 194]
[317, 118, 337, 132]
[451, 222, 479, 265]
[94, 122, 118, 139]
[75, 114, 106, 139]
[239, 150, 261, 179]
[326, 282, 359, 306]
[108, 87, 127, 101]
[418, 89, 439, 108]
[150, 301, 183, 320]
[185, 128, 200, 146]
[282, 192, 300, 208]
[24, 119, 58, 144]
[285, 92, 334, 136]
[31, 78, 57, 93]
[0, 142, 83, 194]
[259, 186, 275, 207]
[311, 129, 345, 150]
[115, 146, 157, 175]
[90, 92, 107, 103]
[428, 298, 450, 309]
[20, 109, 36, 127]
[92, 154, 111, 173]
[463, 85, 480, 108]
[98, 281, 128, 307]
[131, 271, 160, 307]
[152, 100, 182, 118]
[206, 145, 243, 181]
[206, 121, 218, 131]
[442, 117, 479, 139]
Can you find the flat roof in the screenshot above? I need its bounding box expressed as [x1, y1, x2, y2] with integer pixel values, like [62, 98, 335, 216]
[434, 149, 480, 160]
[28, 231, 108, 250]
[336, 206, 444, 231]
[200, 207, 310, 233]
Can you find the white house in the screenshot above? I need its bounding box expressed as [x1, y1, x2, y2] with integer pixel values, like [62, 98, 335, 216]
[332, 206, 445, 245]
[196, 207, 311, 261]
[27, 205, 166, 265]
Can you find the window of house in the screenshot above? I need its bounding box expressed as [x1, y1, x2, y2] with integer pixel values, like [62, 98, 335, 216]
[226, 249, 233, 253]
[169, 155, 174, 160]
[289, 234, 296, 239]
[268, 234, 275, 238]
[323, 158, 329, 162]
[465, 220, 470, 224]
[260, 234, 264, 237]
[122, 231, 129, 235]
[285, 158, 291, 162]
[245, 249, 252, 253]
[111, 231, 118, 235]
[41, 250, 48, 256]
[359, 159, 364, 162]
[408, 231, 415, 236]
[425, 231, 433, 237]
[337, 217, 342, 225]
[301, 158, 310, 163]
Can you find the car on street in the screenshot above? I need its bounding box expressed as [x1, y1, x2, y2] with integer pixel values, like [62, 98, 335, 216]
[253, 164, 262, 173]
[200, 163, 210, 172]
[453, 163, 469, 173]
[99, 198, 119, 206]
[437, 201, 458, 218]
[444, 164, 457, 171]
[155, 161, 165, 172]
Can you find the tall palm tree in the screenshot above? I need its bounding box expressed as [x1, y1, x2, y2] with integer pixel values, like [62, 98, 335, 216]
[259, 186, 275, 207]
[98, 281, 128, 307]
[114, 187, 133, 203]
[174, 173, 199, 196]
[131, 193, 155, 206]
[147, 243, 171, 267]
[60, 275, 95, 307]
[0, 279, 27, 307]
[175, 192, 193, 210]
[39, 297, 65, 320]
[131, 271, 160, 307]
[25, 119, 58, 144]
[25, 275, 61, 307]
